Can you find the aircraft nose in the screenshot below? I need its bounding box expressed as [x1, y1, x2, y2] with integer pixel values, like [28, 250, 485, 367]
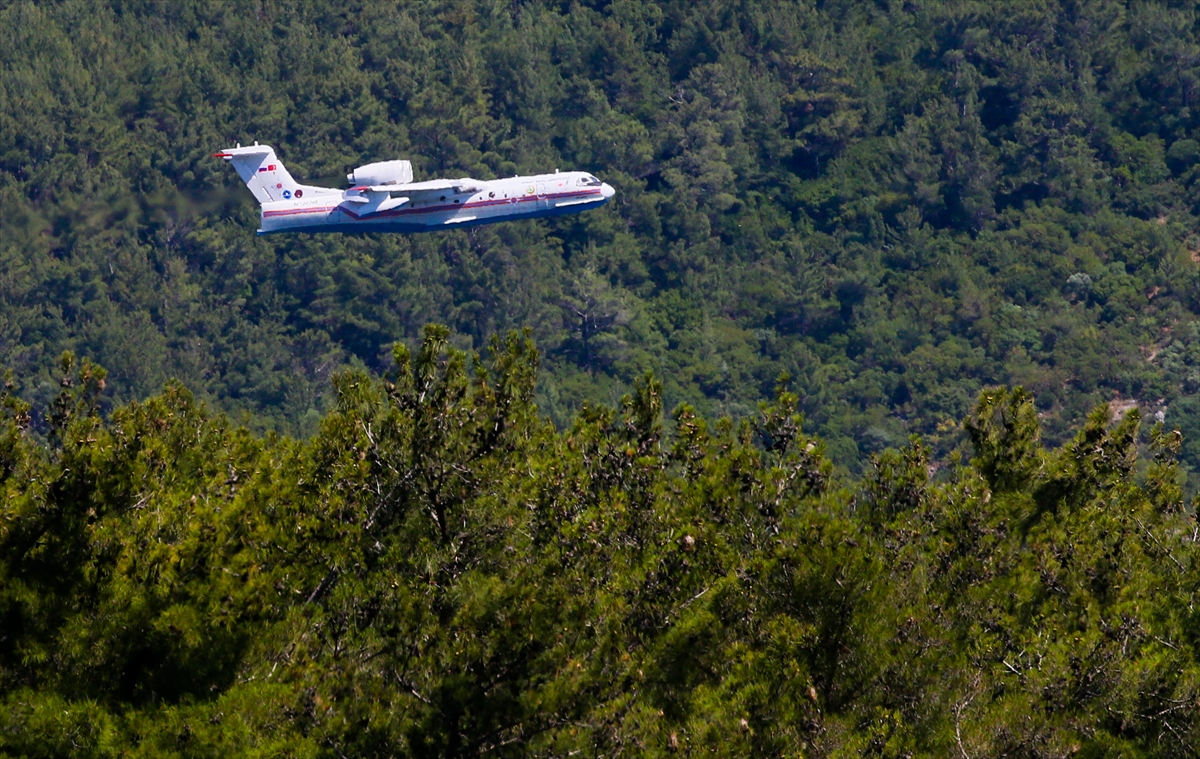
[601, 182, 615, 199]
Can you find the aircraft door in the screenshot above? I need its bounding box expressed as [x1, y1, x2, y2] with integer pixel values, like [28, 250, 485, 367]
[536, 181, 547, 204]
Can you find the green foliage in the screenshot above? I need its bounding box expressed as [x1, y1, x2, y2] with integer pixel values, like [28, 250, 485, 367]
[3, 0, 1200, 483]
[965, 386, 1041, 493]
[8, 1, 1200, 751]
[3, 332, 1199, 756]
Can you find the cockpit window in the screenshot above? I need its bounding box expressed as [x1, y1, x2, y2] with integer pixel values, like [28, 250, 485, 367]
[578, 175, 602, 187]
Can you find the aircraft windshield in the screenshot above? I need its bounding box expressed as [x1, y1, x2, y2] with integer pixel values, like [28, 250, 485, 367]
[578, 175, 602, 187]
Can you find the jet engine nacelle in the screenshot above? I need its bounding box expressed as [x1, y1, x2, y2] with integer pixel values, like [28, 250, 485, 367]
[347, 160, 413, 186]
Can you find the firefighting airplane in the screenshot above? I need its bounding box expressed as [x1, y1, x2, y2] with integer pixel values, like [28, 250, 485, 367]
[214, 143, 615, 234]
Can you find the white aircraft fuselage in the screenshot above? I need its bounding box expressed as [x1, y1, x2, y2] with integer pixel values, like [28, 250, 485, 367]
[214, 144, 615, 234]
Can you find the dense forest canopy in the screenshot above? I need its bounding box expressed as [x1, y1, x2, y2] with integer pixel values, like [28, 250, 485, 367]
[7, 2, 1200, 753]
[1, 331, 1199, 757]
[3, 0, 1200, 477]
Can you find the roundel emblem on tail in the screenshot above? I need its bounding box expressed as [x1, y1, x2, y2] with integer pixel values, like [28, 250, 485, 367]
[276, 182, 283, 189]
[294, 189, 303, 198]
[282, 190, 292, 199]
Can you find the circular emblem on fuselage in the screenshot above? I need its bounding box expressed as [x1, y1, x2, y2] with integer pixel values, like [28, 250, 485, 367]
[294, 189, 303, 198]
[283, 190, 292, 199]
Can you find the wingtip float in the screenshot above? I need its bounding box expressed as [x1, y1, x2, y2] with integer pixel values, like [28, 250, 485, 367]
[214, 143, 615, 235]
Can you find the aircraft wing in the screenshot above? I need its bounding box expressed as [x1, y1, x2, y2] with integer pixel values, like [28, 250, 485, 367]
[349, 178, 484, 195]
[389, 178, 483, 194]
[341, 178, 484, 216]
[341, 188, 410, 215]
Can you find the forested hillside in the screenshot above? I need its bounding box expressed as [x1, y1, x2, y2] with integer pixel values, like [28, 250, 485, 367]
[1, 331, 1198, 757]
[3, 0, 1200, 475]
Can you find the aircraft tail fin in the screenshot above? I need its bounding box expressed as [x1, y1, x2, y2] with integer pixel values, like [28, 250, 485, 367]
[213, 143, 301, 203]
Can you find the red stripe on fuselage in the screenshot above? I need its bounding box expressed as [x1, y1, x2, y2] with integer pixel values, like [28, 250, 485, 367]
[262, 189, 603, 221]
[262, 207, 337, 218]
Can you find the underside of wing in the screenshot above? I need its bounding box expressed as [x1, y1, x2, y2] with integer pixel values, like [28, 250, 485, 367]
[340, 188, 410, 216]
[340, 177, 486, 218]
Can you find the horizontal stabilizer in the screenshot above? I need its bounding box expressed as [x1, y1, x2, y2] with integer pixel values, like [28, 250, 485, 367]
[212, 146, 273, 159]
